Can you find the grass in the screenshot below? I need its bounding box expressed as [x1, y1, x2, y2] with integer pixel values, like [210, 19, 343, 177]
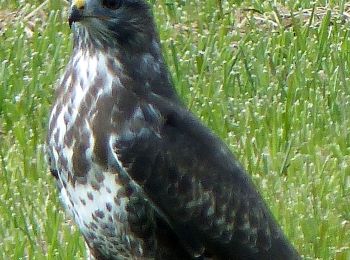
[0, 0, 349, 259]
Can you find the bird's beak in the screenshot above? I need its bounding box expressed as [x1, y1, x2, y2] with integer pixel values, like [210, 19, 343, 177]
[69, 0, 85, 28]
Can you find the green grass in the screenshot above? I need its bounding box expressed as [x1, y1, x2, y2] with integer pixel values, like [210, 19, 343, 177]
[0, 0, 349, 259]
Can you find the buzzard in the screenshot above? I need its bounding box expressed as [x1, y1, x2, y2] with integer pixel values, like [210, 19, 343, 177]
[47, 0, 300, 259]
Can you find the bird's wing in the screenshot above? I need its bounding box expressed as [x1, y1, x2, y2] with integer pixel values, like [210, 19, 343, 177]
[112, 93, 298, 259]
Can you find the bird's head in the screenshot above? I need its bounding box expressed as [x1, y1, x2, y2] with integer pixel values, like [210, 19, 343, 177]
[68, 0, 156, 50]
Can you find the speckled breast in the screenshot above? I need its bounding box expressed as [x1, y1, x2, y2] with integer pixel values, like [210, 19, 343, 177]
[46, 49, 154, 259]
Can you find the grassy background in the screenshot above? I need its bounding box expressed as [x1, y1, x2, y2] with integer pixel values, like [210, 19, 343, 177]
[0, 0, 349, 259]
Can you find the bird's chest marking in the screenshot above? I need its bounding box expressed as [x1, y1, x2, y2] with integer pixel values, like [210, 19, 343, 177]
[48, 50, 114, 179]
[47, 50, 146, 257]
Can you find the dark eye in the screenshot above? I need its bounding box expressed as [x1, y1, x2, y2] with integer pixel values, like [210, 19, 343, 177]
[102, 0, 122, 9]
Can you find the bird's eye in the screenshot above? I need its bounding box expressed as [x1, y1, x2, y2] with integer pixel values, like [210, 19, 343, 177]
[102, 0, 122, 9]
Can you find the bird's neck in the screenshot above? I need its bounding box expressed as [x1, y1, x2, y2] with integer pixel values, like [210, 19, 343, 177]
[72, 27, 178, 101]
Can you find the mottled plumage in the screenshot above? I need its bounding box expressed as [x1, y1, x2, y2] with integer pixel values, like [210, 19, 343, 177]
[46, 0, 300, 259]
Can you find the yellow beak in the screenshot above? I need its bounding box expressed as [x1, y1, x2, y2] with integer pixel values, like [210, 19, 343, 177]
[73, 0, 85, 9]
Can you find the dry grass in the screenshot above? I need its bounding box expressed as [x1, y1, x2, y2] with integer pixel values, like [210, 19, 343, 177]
[235, 3, 350, 32]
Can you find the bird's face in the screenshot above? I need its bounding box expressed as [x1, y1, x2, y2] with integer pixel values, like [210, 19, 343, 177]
[69, 0, 155, 48]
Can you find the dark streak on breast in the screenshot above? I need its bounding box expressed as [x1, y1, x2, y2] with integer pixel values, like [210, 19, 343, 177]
[72, 142, 91, 178]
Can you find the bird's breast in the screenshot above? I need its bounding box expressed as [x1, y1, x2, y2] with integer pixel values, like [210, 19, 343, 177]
[46, 49, 155, 258]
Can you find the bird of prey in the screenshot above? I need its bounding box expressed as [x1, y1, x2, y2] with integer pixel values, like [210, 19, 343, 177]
[46, 0, 300, 259]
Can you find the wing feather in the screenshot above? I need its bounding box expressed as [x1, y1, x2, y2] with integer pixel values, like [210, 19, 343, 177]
[113, 93, 299, 259]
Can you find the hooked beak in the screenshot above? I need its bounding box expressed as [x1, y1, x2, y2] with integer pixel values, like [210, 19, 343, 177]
[68, 0, 85, 28]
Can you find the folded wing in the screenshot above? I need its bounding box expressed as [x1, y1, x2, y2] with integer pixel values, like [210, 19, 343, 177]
[113, 93, 300, 260]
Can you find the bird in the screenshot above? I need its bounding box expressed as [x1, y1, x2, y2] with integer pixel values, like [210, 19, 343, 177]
[46, 0, 301, 259]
